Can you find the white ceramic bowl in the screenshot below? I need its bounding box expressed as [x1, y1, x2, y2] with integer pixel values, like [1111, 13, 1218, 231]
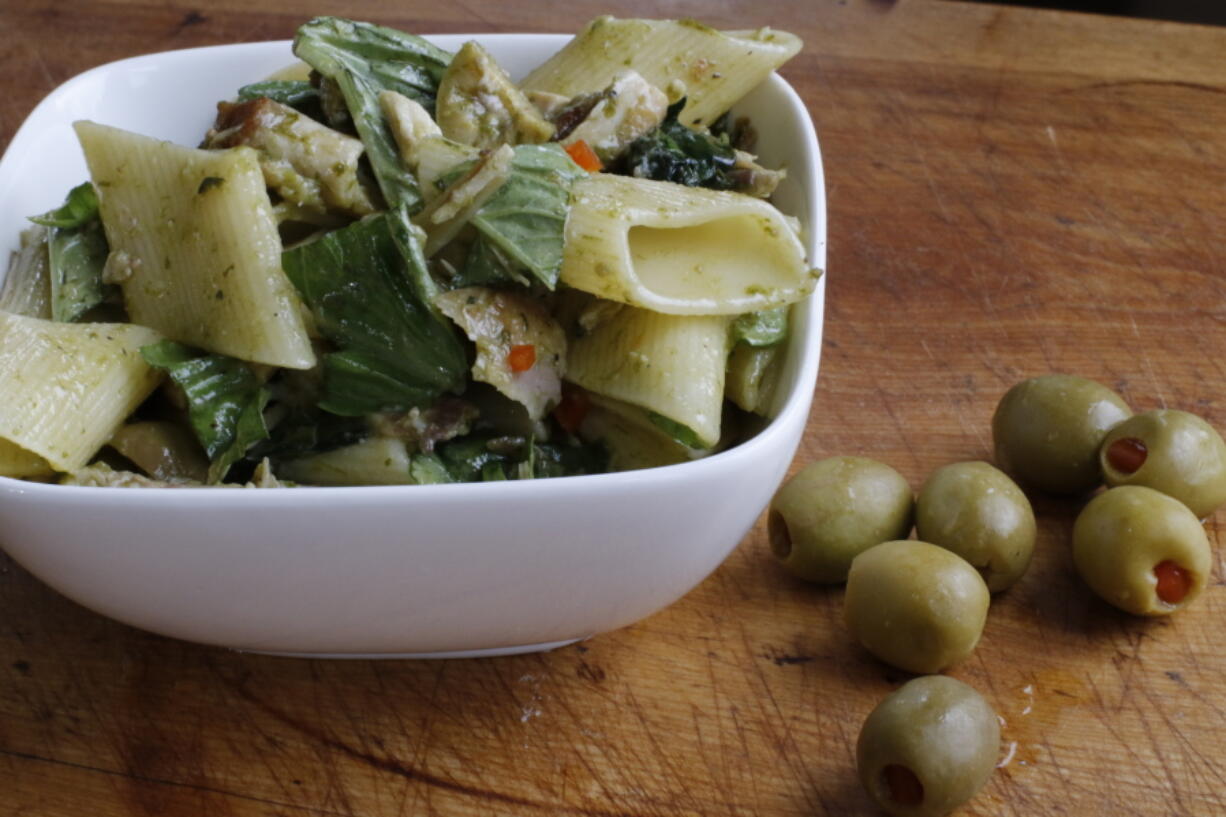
[0, 34, 826, 657]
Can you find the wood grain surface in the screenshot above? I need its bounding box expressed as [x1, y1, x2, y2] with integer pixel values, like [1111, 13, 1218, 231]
[3, 1, 1226, 814]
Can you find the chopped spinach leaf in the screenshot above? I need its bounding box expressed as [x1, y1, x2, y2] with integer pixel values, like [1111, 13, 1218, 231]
[140, 341, 271, 483]
[281, 212, 466, 416]
[446, 144, 585, 289]
[616, 98, 738, 190]
[294, 16, 453, 212]
[30, 182, 100, 229]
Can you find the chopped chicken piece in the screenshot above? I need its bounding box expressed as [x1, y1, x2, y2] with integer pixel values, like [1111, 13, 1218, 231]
[435, 287, 566, 420]
[436, 41, 556, 149]
[205, 97, 378, 218]
[413, 144, 514, 256]
[560, 71, 669, 164]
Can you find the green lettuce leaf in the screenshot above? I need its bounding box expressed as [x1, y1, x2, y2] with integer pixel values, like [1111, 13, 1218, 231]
[293, 16, 453, 212]
[731, 307, 788, 347]
[30, 183, 117, 323]
[281, 212, 466, 416]
[140, 341, 271, 483]
[463, 144, 585, 289]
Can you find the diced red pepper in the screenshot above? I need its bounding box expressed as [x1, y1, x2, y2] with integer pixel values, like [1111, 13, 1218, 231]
[553, 385, 591, 434]
[507, 344, 536, 373]
[565, 139, 603, 173]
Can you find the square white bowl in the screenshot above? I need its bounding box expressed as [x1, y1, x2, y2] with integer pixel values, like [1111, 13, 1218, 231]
[0, 35, 826, 657]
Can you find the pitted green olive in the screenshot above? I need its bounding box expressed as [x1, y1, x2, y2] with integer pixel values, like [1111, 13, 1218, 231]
[857, 675, 1000, 817]
[1072, 485, 1211, 615]
[768, 456, 913, 583]
[992, 375, 1131, 495]
[915, 461, 1036, 591]
[1100, 409, 1226, 519]
[843, 540, 990, 673]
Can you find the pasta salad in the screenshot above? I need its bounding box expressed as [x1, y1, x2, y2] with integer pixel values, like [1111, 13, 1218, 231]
[0, 16, 817, 487]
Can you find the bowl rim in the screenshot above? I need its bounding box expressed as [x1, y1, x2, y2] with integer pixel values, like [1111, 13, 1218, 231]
[0, 34, 827, 503]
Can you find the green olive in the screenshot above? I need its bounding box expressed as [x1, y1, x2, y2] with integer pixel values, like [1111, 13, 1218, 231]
[768, 456, 913, 583]
[843, 540, 990, 673]
[915, 461, 1036, 592]
[992, 374, 1131, 495]
[1072, 485, 1211, 616]
[857, 675, 1000, 817]
[1100, 409, 1226, 519]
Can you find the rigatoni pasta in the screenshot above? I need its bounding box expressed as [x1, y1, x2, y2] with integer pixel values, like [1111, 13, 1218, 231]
[75, 122, 316, 370]
[561, 173, 814, 315]
[566, 304, 731, 447]
[521, 16, 802, 127]
[0, 312, 163, 472]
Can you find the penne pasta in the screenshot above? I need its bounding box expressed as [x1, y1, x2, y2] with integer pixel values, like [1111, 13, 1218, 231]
[566, 303, 731, 447]
[521, 17, 802, 127]
[561, 173, 815, 315]
[0, 312, 164, 472]
[75, 121, 316, 369]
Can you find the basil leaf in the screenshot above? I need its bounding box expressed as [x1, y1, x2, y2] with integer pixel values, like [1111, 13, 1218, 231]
[434, 434, 526, 483]
[293, 16, 453, 212]
[30, 183, 118, 322]
[434, 433, 606, 482]
[466, 144, 585, 289]
[731, 307, 788, 347]
[454, 234, 524, 288]
[29, 182, 100, 229]
[237, 80, 320, 107]
[281, 212, 466, 416]
[140, 341, 270, 483]
[252, 408, 368, 463]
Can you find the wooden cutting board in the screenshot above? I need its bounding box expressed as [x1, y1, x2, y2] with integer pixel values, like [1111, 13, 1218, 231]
[2, 1, 1225, 814]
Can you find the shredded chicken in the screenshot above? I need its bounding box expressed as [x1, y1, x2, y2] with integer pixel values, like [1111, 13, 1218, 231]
[205, 97, 378, 218]
[559, 71, 669, 163]
[413, 144, 514, 256]
[434, 287, 566, 420]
